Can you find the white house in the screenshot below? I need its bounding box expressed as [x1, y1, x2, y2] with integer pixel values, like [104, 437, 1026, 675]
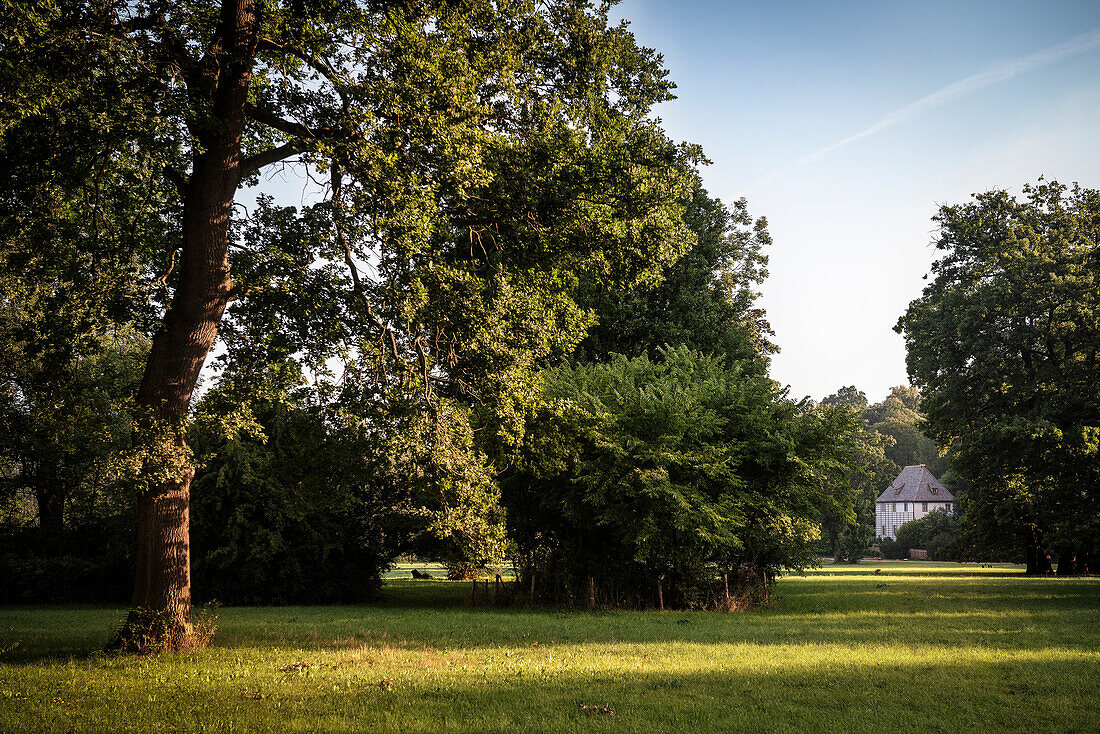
[875, 464, 954, 540]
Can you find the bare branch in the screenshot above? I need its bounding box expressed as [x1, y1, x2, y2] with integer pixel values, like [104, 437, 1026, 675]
[257, 37, 349, 96]
[245, 104, 312, 138]
[245, 103, 346, 141]
[239, 142, 303, 178]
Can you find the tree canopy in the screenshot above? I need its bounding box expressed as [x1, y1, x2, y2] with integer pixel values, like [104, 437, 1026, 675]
[575, 180, 773, 369]
[898, 179, 1100, 574]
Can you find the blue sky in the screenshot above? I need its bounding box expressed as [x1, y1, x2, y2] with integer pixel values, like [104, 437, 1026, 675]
[614, 0, 1100, 402]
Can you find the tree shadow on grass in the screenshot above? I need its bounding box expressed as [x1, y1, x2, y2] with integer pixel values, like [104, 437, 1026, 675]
[2, 576, 1096, 665]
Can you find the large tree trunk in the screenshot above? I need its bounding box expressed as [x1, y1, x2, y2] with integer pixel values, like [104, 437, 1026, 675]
[119, 0, 256, 650]
[1056, 549, 1078, 576]
[1023, 529, 1052, 576]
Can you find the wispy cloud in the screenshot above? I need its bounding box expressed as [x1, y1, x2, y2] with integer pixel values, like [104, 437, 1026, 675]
[749, 28, 1100, 191]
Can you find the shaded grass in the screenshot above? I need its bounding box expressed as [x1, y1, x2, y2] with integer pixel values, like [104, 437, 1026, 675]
[1, 562, 1097, 732]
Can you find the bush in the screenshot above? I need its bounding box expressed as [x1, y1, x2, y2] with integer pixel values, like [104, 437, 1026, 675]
[891, 511, 960, 561]
[189, 391, 409, 605]
[0, 522, 132, 604]
[503, 347, 859, 609]
[879, 537, 904, 560]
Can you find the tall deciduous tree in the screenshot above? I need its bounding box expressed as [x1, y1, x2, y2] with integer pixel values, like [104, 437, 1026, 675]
[6, 0, 702, 645]
[819, 387, 896, 562]
[0, 10, 172, 531]
[862, 386, 945, 476]
[898, 180, 1100, 574]
[576, 180, 773, 368]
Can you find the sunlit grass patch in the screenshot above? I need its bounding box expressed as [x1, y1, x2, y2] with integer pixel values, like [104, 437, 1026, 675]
[1, 564, 1097, 733]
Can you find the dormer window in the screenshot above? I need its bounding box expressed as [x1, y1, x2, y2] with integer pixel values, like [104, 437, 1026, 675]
[931, 487, 937, 494]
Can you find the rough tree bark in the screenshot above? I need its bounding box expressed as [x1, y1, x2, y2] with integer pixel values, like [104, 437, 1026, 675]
[1023, 529, 1052, 576]
[121, 0, 257, 648]
[1056, 550, 1078, 576]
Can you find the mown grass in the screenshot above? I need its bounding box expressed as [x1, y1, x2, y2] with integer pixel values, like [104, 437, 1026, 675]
[1, 562, 1097, 733]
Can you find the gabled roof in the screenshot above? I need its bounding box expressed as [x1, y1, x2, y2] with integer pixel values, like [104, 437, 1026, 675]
[875, 465, 954, 503]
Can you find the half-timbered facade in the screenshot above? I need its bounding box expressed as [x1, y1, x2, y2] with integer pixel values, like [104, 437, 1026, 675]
[875, 465, 954, 540]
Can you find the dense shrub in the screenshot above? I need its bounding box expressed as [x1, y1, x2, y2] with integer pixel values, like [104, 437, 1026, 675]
[0, 522, 132, 603]
[889, 511, 960, 560]
[189, 391, 411, 605]
[503, 347, 859, 609]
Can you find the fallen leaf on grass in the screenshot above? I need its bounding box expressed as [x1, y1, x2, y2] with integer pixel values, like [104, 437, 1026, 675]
[578, 703, 615, 716]
[278, 661, 311, 673]
[238, 689, 266, 700]
[373, 678, 395, 689]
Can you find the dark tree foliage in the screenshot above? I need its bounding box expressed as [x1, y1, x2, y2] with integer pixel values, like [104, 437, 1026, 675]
[503, 347, 859, 609]
[0, 330, 148, 603]
[863, 386, 946, 476]
[0, 59, 173, 531]
[898, 180, 1100, 574]
[817, 415, 896, 563]
[188, 378, 410, 605]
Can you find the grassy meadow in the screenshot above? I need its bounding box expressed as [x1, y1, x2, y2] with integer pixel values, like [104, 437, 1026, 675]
[1, 562, 1097, 733]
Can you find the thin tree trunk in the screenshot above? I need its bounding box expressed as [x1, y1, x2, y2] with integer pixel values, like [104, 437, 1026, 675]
[34, 478, 64, 531]
[123, 0, 257, 648]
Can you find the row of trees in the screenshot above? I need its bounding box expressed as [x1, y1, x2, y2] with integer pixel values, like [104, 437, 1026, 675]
[2, 0, 870, 646]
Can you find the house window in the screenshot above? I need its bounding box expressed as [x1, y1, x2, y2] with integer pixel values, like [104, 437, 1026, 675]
[893, 503, 898, 512]
[922, 502, 928, 512]
[931, 487, 937, 494]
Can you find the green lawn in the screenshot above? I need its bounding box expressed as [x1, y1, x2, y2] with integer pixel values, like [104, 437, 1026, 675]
[1, 562, 1097, 733]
